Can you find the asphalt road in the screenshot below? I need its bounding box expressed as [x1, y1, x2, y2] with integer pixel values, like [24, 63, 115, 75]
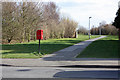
[2, 66, 119, 79]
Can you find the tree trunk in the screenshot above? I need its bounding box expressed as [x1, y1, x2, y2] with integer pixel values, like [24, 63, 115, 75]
[22, 32, 25, 42]
[34, 31, 36, 41]
[7, 36, 13, 43]
[8, 39, 12, 43]
[28, 32, 31, 42]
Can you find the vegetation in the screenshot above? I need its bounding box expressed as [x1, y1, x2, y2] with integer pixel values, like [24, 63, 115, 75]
[77, 26, 88, 35]
[1, 35, 100, 58]
[77, 35, 119, 58]
[113, 7, 120, 40]
[2, 2, 78, 44]
[91, 23, 118, 35]
[78, 21, 118, 36]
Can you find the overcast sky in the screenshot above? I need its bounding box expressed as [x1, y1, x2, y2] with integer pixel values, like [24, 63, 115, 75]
[41, 0, 119, 29]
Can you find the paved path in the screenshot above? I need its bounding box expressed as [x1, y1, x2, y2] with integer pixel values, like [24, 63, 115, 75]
[2, 58, 119, 67]
[41, 36, 106, 61]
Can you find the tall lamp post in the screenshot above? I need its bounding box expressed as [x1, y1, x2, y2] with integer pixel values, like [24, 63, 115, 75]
[99, 23, 101, 35]
[89, 17, 92, 39]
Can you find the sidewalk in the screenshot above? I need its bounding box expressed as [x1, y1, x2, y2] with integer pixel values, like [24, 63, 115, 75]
[41, 36, 106, 61]
[2, 58, 119, 67]
[2, 36, 119, 67]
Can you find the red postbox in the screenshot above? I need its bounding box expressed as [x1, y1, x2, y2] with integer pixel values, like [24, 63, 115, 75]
[36, 30, 43, 40]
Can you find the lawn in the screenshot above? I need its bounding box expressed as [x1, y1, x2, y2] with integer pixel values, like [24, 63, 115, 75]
[1, 35, 100, 58]
[77, 35, 119, 58]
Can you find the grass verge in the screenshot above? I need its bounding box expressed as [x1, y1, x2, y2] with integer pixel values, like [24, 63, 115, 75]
[1, 35, 100, 58]
[77, 35, 119, 58]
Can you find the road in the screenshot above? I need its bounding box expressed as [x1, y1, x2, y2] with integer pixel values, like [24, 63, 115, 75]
[2, 66, 119, 79]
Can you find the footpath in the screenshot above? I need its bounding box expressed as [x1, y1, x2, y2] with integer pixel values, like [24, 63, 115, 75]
[1, 36, 119, 67]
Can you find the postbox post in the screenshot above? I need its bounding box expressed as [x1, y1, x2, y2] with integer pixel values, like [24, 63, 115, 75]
[39, 39, 40, 54]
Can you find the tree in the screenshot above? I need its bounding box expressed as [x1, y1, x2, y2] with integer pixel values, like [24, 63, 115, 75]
[2, 2, 79, 44]
[113, 8, 120, 40]
[18, 2, 42, 42]
[2, 2, 18, 43]
[78, 26, 88, 35]
[43, 2, 60, 39]
[90, 24, 118, 35]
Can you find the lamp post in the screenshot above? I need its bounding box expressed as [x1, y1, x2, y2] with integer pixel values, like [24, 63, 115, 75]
[89, 17, 92, 39]
[99, 23, 101, 35]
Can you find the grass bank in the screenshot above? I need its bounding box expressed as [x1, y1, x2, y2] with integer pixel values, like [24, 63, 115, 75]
[1, 35, 100, 58]
[77, 35, 119, 58]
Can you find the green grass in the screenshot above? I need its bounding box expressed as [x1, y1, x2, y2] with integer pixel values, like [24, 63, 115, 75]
[1, 35, 100, 58]
[77, 35, 119, 58]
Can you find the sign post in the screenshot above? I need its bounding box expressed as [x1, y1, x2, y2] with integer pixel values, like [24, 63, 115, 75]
[36, 30, 43, 54]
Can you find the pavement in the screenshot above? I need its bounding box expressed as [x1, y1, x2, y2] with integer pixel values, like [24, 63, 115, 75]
[1, 36, 120, 79]
[1, 58, 119, 67]
[41, 36, 107, 61]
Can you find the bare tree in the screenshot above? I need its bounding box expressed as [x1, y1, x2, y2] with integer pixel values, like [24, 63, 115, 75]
[42, 2, 60, 39]
[91, 24, 118, 35]
[2, 2, 18, 43]
[63, 18, 78, 38]
[78, 26, 88, 35]
[2, 2, 79, 44]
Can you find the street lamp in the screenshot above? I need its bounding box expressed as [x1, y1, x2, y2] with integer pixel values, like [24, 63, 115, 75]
[99, 23, 101, 35]
[89, 17, 92, 39]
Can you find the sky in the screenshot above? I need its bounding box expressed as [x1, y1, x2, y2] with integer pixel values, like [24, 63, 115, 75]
[41, 0, 119, 29]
